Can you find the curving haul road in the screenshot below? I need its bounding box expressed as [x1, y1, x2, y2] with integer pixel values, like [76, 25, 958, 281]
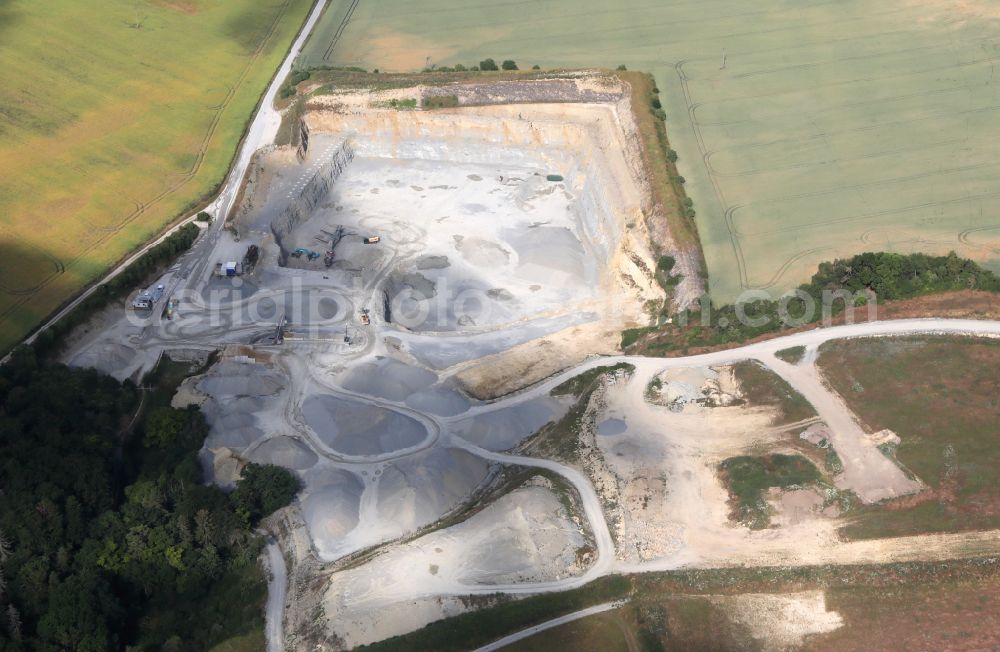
[337, 318, 1000, 604]
[367, 318, 1000, 650]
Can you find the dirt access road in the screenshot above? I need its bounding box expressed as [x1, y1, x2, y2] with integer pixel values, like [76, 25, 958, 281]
[263, 536, 288, 652]
[318, 318, 1000, 609]
[290, 318, 1000, 648]
[472, 601, 625, 652]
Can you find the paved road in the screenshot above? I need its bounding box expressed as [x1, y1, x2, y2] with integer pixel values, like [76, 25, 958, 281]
[17, 0, 998, 626]
[263, 536, 289, 652]
[180, 0, 331, 294]
[472, 601, 624, 652]
[36, 2, 339, 650]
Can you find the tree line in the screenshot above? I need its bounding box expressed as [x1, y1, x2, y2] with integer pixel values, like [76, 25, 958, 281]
[0, 349, 298, 650]
[28, 223, 201, 361]
[627, 251, 1000, 350]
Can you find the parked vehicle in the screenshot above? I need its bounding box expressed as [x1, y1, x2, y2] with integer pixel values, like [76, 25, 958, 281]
[164, 298, 177, 320]
[132, 284, 166, 310]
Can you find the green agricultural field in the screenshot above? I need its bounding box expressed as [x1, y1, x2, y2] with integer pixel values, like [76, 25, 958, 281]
[0, 0, 313, 353]
[817, 336, 1000, 539]
[302, 0, 1000, 302]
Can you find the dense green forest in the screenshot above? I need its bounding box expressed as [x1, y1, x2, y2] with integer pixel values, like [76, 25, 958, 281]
[627, 251, 1000, 350]
[0, 349, 297, 650]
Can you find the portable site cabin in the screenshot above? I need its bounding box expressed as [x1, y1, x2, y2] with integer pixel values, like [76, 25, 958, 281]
[225, 261, 238, 277]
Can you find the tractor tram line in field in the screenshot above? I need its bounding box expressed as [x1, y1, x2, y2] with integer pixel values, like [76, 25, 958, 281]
[0, 0, 315, 346]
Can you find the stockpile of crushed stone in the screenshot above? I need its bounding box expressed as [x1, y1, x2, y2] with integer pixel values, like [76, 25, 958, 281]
[453, 396, 568, 451]
[299, 467, 365, 554]
[248, 435, 319, 470]
[197, 360, 285, 398]
[340, 357, 437, 401]
[375, 447, 491, 532]
[301, 394, 427, 456]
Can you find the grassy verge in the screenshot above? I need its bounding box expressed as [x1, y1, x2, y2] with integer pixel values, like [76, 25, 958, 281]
[506, 609, 634, 652]
[524, 364, 634, 463]
[622, 326, 653, 349]
[424, 95, 460, 109]
[615, 70, 703, 325]
[275, 95, 307, 148]
[719, 454, 822, 529]
[817, 336, 1000, 540]
[143, 351, 217, 408]
[774, 345, 805, 364]
[529, 393, 594, 463]
[730, 360, 817, 423]
[23, 223, 202, 360]
[551, 363, 635, 398]
[355, 575, 632, 652]
[617, 71, 700, 252]
[824, 447, 845, 475]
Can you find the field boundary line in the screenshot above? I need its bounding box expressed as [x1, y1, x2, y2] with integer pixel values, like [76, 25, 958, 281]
[322, 0, 359, 61]
[675, 59, 749, 291]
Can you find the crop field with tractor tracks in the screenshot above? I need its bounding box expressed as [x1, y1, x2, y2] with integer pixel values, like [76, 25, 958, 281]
[301, 0, 1000, 303]
[0, 0, 313, 353]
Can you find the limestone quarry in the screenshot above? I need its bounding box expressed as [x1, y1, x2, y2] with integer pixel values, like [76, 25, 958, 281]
[60, 73, 668, 647]
[57, 71, 1000, 650]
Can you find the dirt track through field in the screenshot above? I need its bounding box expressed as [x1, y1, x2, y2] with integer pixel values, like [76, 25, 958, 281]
[763, 356, 924, 503]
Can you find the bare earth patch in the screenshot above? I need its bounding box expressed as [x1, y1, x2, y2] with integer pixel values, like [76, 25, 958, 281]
[711, 591, 843, 651]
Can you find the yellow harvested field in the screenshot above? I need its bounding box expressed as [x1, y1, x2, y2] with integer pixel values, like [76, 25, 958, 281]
[0, 0, 313, 352]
